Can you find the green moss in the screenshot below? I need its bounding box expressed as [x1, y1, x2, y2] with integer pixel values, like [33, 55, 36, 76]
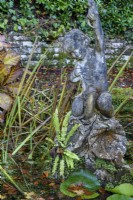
[119, 173, 133, 184]
[95, 159, 117, 174]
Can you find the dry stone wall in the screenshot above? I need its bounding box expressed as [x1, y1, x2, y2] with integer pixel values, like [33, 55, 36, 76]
[7, 32, 133, 66]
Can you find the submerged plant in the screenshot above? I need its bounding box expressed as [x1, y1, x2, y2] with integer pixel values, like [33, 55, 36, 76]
[51, 108, 80, 177]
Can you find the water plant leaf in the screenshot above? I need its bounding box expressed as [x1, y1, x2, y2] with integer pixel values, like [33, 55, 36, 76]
[0, 93, 13, 111]
[60, 169, 100, 197]
[107, 194, 133, 200]
[4, 51, 20, 66]
[106, 183, 133, 197]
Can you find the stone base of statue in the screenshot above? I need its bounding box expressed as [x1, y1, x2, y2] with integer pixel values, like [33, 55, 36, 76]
[67, 114, 127, 182]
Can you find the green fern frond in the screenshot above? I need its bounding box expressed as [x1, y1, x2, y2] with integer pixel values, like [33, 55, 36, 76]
[61, 111, 71, 142]
[52, 155, 59, 175]
[65, 155, 75, 169]
[65, 124, 80, 146]
[65, 155, 71, 168]
[60, 158, 65, 177]
[58, 140, 65, 148]
[53, 108, 61, 141]
[64, 150, 80, 160]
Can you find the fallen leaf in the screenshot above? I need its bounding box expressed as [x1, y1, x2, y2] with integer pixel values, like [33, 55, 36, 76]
[0, 194, 7, 199]
[24, 192, 36, 199]
[4, 51, 20, 66]
[0, 93, 13, 111]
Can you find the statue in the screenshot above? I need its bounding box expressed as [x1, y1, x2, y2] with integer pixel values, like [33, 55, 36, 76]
[50, 0, 127, 182]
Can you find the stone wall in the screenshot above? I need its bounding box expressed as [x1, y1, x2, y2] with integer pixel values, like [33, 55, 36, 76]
[7, 32, 133, 66]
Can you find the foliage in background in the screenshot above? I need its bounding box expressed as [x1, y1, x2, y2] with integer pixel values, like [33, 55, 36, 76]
[97, 0, 133, 40]
[0, 0, 132, 40]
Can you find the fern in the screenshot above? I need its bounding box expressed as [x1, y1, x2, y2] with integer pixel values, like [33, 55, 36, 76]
[65, 156, 74, 169]
[68, 157, 74, 169]
[61, 111, 71, 142]
[65, 155, 71, 168]
[53, 108, 61, 141]
[51, 108, 80, 177]
[64, 150, 80, 160]
[52, 155, 60, 175]
[60, 158, 65, 177]
[65, 124, 80, 146]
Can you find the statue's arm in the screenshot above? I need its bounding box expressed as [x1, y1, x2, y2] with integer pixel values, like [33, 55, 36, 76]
[87, 0, 104, 54]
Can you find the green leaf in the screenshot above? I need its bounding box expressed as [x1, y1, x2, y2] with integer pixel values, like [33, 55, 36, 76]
[61, 111, 71, 142]
[53, 108, 60, 140]
[66, 156, 74, 169]
[64, 150, 80, 160]
[52, 155, 59, 175]
[60, 158, 65, 177]
[60, 169, 100, 197]
[65, 123, 80, 145]
[106, 183, 133, 197]
[107, 194, 133, 200]
[81, 193, 99, 199]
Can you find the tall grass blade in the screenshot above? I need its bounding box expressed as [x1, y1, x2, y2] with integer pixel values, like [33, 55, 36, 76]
[109, 52, 133, 92]
[107, 47, 129, 75]
[12, 116, 51, 155]
[0, 164, 24, 194]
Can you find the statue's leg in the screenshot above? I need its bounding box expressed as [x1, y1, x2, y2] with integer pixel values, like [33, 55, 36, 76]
[96, 91, 114, 118]
[83, 92, 97, 119]
[72, 94, 84, 117]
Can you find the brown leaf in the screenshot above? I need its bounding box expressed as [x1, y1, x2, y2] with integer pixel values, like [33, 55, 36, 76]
[5, 82, 20, 95]
[4, 51, 20, 66]
[43, 171, 49, 178]
[0, 62, 11, 77]
[0, 93, 13, 110]
[4, 67, 23, 84]
[3, 184, 17, 195]
[0, 49, 6, 61]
